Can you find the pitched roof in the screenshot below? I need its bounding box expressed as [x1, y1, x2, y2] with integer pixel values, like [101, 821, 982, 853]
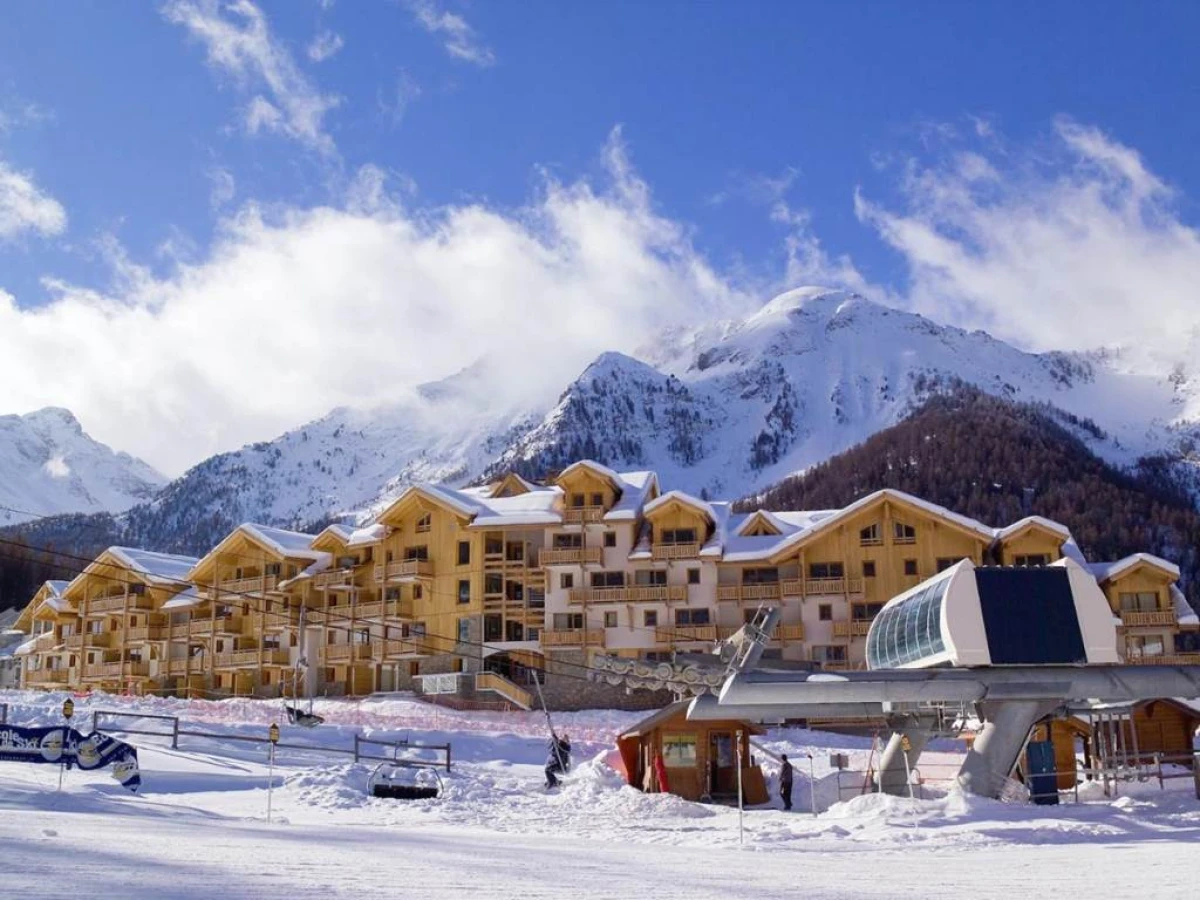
[106, 547, 199, 585]
[642, 490, 717, 523]
[1087, 552, 1181, 583]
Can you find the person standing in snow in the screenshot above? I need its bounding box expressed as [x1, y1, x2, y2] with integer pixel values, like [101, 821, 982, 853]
[779, 753, 794, 811]
[545, 732, 571, 789]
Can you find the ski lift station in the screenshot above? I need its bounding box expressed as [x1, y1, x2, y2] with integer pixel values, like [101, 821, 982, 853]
[683, 557, 1200, 801]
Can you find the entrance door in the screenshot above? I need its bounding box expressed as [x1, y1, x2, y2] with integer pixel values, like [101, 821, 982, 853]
[709, 732, 735, 795]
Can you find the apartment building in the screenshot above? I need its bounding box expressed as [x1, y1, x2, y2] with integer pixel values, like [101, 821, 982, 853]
[14, 460, 1200, 707]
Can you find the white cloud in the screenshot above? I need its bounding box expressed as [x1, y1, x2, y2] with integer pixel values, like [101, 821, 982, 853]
[307, 29, 344, 63]
[0, 131, 753, 476]
[208, 167, 236, 208]
[856, 118, 1200, 367]
[378, 70, 422, 128]
[403, 0, 495, 67]
[163, 0, 340, 155]
[0, 158, 67, 241]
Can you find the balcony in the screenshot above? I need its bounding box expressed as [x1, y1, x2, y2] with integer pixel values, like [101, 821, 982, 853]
[33, 633, 57, 652]
[562, 506, 605, 525]
[780, 578, 865, 597]
[262, 611, 299, 630]
[372, 560, 434, 583]
[655, 624, 717, 643]
[166, 658, 194, 675]
[313, 569, 356, 590]
[774, 623, 805, 642]
[717, 583, 783, 602]
[1119, 610, 1177, 628]
[540, 628, 606, 648]
[87, 593, 153, 615]
[539, 546, 603, 566]
[568, 585, 688, 605]
[84, 661, 150, 679]
[833, 620, 874, 638]
[374, 638, 425, 659]
[126, 626, 168, 642]
[65, 632, 112, 650]
[820, 659, 853, 671]
[319, 644, 375, 663]
[189, 616, 238, 635]
[1139, 653, 1200, 666]
[651, 542, 701, 561]
[214, 649, 289, 669]
[217, 575, 279, 595]
[30, 669, 70, 684]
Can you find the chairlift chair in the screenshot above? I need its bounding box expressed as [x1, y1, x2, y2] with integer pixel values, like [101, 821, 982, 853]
[367, 761, 443, 800]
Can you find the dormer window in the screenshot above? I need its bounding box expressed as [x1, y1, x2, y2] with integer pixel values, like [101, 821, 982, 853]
[416, 513, 432, 533]
[571, 493, 585, 508]
[590, 492, 604, 507]
[860, 523, 882, 546]
[892, 522, 916, 544]
[660, 528, 697, 545]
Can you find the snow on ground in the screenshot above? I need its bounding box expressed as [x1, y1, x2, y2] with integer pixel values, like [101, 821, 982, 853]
[0, 690, 1196, 898]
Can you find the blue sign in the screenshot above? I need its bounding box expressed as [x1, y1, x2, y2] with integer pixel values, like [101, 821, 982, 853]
[0, 724, 140, 792]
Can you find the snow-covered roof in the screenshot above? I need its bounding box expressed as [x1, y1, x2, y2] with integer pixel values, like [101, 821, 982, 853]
[468, 490, 564, 528]
[161, 586, 203, 610]
[13, 636, 40, 657]
[1169, 585, 1198, 626]
[643, 490, 717, 523]
[557, 458, 624, 489]
[1087, 553, 1181, 584]
[347, 522, 387, 548]
[604, 470, 658, 522]
[106, 547, 200, 585]
[994, 515, 1073, 541]
[239, 524, 323, 560]
[278, 554, 334, 590]
[44, 580, 70, 597]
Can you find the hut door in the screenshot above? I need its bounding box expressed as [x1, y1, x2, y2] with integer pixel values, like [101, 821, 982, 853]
[710, 732, 735, 795]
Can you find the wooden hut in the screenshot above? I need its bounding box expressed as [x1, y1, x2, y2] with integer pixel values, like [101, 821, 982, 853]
[616, 702, 769, 804]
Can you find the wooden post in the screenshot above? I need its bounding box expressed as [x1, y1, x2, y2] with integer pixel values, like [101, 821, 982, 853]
[736, 730, 745, 846]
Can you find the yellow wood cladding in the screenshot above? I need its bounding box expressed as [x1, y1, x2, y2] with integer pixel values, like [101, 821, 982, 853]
[15, 467, 1190, 699]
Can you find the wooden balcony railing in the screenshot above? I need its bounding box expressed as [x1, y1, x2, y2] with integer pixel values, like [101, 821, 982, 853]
[1137, 653, 1200, 666]
[563, 506, 605, 524]
[655, 624, 717, 643]
[1119, 610, 1177, 627]
[29, 669, 70, 684]
[126, 625, 168, 642]
[778, 578, 865, 597]
[651, 542, 701, 561]
[539, 547, 603, 566]
[373, 560, 434, 583]
[33, 633, 57, 651]
[540, 628, 605, 648]
[313, 569, 356, 590]
[717, 583, 782, 602]
[775, 623, 805, 642]
[214, 649, 289, 668]
[217, 575, 279, 595]
[568, 585, 688, 605]
[374, 638, 424, 659]
[819, 659, 852, 671]
[832, 620, 874, 638]
[189, 616, 238, 635]
[87, 594, 153, 615]
[262, 611, 299, 630]
[84, 661, 150, 679]
[319, 644, 374, 663]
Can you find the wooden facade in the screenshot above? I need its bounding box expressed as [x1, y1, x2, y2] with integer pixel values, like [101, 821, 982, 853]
[14, 462, 1198, 702]
[616, 702, 769, 804]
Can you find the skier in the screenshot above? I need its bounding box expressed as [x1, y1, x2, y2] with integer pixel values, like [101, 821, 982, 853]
[544, 732, 571, 789]
[779, 753, 794, 811]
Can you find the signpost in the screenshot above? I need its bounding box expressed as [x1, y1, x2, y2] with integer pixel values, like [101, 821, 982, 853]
[267, 722, 280, 823]
[58, 698, 74, 792]
[735, 730, 745, 846]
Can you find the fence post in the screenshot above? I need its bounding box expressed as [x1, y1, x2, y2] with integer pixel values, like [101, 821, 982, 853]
[91, 710, 98, 732]
[446, 743, 451, 772]
[172, 717, 180, 750]
[353, 734, 360, 763]
[0, 702, 7, 724]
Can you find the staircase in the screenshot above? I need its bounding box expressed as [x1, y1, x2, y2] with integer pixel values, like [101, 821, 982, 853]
[474, 671, 534, 710]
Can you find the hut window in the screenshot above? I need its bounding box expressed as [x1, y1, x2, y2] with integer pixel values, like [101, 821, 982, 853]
[590, 492, 604, 507]
[635, 570, 667, 586]
[675, 608, 710, 626]
[660, 528, 696, 545]
[1014, 554, 1049, 567]
[415, 513, 431, 533]
[808, 562, 844, 579]
[457, 580, 471, 605]
[936, 557, 959, 572]
[457, 541, 471, 565]
[603, 611, 618, 628]
[553, 533, 582, 549]
[863, 561, 877, 578]
[687, 568, 700, 585]
[904, 559, 918, 576]
[404, 545, 429, 561]
[818, 604, 832, 621]
[662, 734, 698, 766]
[603, 531, 617, 548]
[560, 573, 574, 590]
[570, 493, 585, 508]
[643, 610, 658, 627]
[1118, 592, 1158, 612]
[893, 522, 917, 544]
[859, 523, 882, 546]
[590, 571, 626, 588]
[265, 563, 282, 576]
[743, 567, 779, 584]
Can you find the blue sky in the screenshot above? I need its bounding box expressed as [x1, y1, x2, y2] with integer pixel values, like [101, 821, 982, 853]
[3, 1, 1200, 474]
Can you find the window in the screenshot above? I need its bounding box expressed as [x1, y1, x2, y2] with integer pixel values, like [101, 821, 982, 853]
[553, 533, 582, 549]
[812, 645, 848, 664]
[590, 571, 626, 588]
[936, 557, 959, 573]
[404, 545, 429, 561]
[415, 513, 431, 533]
[635, 569, 667, 586]
[484, 573, 503, 594]
[893, 522, 917, 544]
[687, 568, 701, 585]
[553, 613, 584, 630]
[451, 657, 464, 673]
[413, 584, 423, 600]
[484, 535, 503, 556]
[818, 604, 832, 621]
[862, 561, 877, 578]
[643, 610, 658, 627]
[808, 562, 845, 580]
[1118, 591, 1159, 612]
[851, 602, 885, 622]
[457, 618, 471, 643]
[1014, 554, 1049, 567]
[457, 541, 471, 565]
[603, 531, 617, 548]
[265, 562, 282, 576]
[506, 541, 525, 562]
[590, 492, 604, 507]
[484, 615, 502, 641]
[408, 661, 421, 677]
[675, 608, 711, 626]
[743, 567, 779, 584]
[603, 611, 618, 628]
[660, 528, 697, 545]
[904, 559, 918, 576]
[560, 573, 574, 590]
[661, 734, 697, 766]
[743, 609, 758, 624]
[859, 523, 882, 546]
[1126, 634, 1165, 658]
[505, 620, 524, 641]
[570, 493, 585, 508]
[457, 580, 471, 605]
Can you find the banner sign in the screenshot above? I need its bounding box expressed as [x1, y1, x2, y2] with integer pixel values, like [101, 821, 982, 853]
[0, 725, 140, 792]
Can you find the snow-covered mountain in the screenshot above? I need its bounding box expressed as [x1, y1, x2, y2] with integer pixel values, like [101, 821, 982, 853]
[0, 408, 165, 526]
[9, 288, 1200, 554]
[487, 288, 1200, 498]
